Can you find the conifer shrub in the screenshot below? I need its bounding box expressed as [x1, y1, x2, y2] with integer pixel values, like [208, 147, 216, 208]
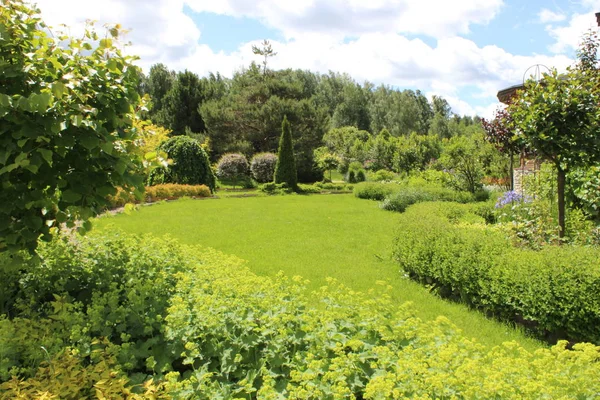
[147, 136, 216, 192]
[274, 116, 298, 190]
[250, 152, 278, 183]
[216, 153, 250, 188]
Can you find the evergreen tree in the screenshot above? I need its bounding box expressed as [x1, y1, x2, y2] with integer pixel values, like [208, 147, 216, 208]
[274, 116, 298, 189]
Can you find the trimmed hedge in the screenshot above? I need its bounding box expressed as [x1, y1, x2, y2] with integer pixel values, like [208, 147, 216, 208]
[107, 184, 212, 208]
[394, 202, 600, 344]
[2, 232, 600, 397]
[353, 182, 400, 201]
[354, 182, 475, 211]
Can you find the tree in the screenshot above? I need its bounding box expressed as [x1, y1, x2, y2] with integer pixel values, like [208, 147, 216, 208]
[162, 70, 207, 135]
[250, 152, 278, 183]
[440, 135, 487, 193]
[0, 0, 145, 252]
[252, 39, 277, 75]
[316, 152, 341, 181]
[481, 107, 523, 190]
[510, 31, 600, 237]
[216, 153, 250, 188]
[274, 116, 298, 189]
[145, 63, 175, 126]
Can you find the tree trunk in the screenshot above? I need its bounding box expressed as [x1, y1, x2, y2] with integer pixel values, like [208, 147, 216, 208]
[557, 166, 566, 239]
[509, 148, 514, 191]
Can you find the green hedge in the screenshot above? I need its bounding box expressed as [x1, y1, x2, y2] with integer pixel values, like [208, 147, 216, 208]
[394, 202, 600, 344]
[354, 182, 476, 211]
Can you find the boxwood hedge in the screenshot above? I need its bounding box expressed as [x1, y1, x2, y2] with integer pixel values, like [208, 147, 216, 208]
[394, 202, 600, 345]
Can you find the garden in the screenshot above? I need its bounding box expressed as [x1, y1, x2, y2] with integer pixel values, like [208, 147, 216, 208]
[2, 1, 600, 398]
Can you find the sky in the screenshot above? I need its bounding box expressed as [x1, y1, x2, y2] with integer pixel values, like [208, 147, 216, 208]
[33, 0, 600, 118]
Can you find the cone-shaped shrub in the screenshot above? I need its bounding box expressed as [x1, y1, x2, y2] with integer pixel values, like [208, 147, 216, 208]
[274, 116, 298, 189]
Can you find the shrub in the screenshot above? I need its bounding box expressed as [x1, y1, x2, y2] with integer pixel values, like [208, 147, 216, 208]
[147, 136, 216, 192]
[356, 169, 367, 182]
[0, 233, 199, 380]
[106, 184, 211, 208]
[370, 169, 396, 182]
[216, 153, 250, 188]
[250, 152, 278, 183]
[347, 170, 357, 183]
[3, 231, 600, 397]
[379, 186, 474, 212]
[274, 116, 298, 189]
[259, 182, 292, 195]
[394, 202, 600, 344]
[353, 182, 399, 201]
[297, 183, 321, 194]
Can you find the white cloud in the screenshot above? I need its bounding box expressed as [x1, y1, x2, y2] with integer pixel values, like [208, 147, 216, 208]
[185, 0, 504, 39]
[547, 12, 599, 54]
[31, 0, 575, 117]
[538, 9, 566, 23]
[34, 0, 201, 70]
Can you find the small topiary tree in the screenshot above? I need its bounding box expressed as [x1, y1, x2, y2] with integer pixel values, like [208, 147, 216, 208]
[274, 116, 298, 189]
[148, 136, 216, 192]
[250, 152, 278, 183]
[317, 152, 341, 181]
[216, 153, 250, 188]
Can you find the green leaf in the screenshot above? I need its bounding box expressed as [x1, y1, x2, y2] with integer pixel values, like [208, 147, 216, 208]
[38, 148, 53, 166]
[51, 82, 67, 99]
[99, 38, 113, 49]
[80, 134, 100, 150]
[71, 114, 83, 127]
[0, 93, 11, 108]
[62, 190, 82, 203]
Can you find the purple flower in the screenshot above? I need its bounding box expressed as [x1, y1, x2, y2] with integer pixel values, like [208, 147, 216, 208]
[495, 190, 530, 208]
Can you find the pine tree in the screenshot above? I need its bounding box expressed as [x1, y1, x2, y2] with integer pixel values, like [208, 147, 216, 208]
[274, 116, 298, 189]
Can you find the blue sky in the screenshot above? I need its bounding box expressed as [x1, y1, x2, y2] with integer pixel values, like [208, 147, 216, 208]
[36, 0, 600, 117]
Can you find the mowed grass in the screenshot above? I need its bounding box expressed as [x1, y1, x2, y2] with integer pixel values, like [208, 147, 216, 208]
[93, 194, 542, 351]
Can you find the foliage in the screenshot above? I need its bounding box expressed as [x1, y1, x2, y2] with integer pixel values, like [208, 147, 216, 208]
[4, 228, 600, 397]
[440, 134, 488, 193]
[0, 233, 199, 381]
[251, 39, 277, 75]
[369, 169, 396, 182]
[380, 186, 474, 213]
[315, 152, 341, 181]
[0, 345, 167, 399]
[107, 184, 212, 207]
[259, 182, 293, 195]
[353, 182, 399, 201]
[0, 1, 145, 252]
[274, 116, 298, 189]
[200, 65, 326, 182]
[394, 201, 600, 344]
[568, 165, 600, 220]
[216, 153, 250, 188]
[509, 32, 600, 236]
[250, 152, 278, 183]
[346, 161, 366, 183]
[147, 136, 216, 192]
[144, 63, 175, 127]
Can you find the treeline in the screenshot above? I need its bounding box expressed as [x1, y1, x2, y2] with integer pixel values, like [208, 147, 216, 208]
[138, 62, 486, 182]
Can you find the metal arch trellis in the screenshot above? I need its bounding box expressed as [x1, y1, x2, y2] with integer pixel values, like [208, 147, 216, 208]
[522, 64, 550, 85]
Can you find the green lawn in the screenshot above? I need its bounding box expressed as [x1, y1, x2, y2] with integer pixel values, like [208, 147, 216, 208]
[93, 194, 542, 351]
